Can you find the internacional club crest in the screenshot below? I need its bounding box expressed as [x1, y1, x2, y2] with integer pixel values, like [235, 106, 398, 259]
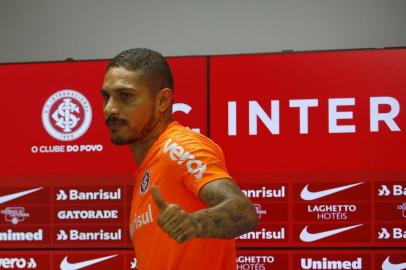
[140, 170, 151, 195]
[42, 90, 92, 141]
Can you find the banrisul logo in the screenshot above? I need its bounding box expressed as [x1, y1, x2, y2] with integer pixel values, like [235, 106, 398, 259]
[42, 90, 92, 141]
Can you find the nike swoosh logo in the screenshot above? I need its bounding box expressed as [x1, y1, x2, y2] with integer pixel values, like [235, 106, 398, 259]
[60, 254, 117, 270]
[0, 187, 43, 204]
[382, 256, 406, 270]
[300, 182, 364, 201]
[300, 224, 363, 242]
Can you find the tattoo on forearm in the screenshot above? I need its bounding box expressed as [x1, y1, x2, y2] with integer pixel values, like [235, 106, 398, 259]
[192, 179, 258, 239]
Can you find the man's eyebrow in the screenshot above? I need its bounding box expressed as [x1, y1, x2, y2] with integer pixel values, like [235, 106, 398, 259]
[100, 87, 137, 94]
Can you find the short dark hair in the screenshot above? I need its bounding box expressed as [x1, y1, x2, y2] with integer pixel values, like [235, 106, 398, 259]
[107, 48, 174, 93]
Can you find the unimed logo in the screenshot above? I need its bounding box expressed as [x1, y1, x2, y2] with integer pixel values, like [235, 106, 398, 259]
[0, 258, 37, 269]
[300, 257, 362, 269]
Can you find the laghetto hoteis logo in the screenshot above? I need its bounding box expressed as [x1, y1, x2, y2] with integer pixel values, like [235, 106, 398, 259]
[31, 90, 103, 154]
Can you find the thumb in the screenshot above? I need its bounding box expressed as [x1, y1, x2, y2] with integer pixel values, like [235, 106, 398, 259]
[151, 185, 168, 212]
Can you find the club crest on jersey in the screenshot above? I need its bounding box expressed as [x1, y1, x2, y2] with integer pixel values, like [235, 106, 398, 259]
[139, 170, 151, 195]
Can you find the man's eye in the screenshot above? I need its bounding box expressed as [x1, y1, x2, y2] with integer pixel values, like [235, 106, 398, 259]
[120, 92, 132, 100]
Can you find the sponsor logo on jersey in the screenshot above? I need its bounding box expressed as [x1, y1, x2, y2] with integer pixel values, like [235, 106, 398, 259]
[299, 224, 363, 242]
[163, 138, 207, 180]
[60, 254, 117, 270]
[42, 89, 92, 141]
[56, 188, 121, 201]
[0, 229, 43, 241]
[130, 204, 153, 239]
[0, 257, 37, 269]
[140, 170, 150, 195]
[300, 257, 362, 269]
[300, 182, 363, 201]
[1, 207, 30, 224]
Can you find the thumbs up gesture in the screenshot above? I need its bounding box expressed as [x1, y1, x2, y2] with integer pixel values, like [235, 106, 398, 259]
[151, 185, 201, 244]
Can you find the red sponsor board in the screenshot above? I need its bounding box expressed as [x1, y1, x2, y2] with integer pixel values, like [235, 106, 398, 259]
[293, 223, 370, 246]
[239, 183, 287, 202]
[375, 252, 406, 270]
[0, 252, 50, 269]
[236, 250, 289, 270]
[0, 57, 207, 180]
[294, 202, 370, 222]
[0, 205, 50, 225]
[53, 252, 125, 270]
[53, 185, 125, 205]
[210, 49, 406, 178]
[53, 205, 125, 225]
[253, 202, 288, 222]
[126, 185, 135, 204]
[376, 202, 406, 221]
[375, 182, 406, 201]
[0, 187, 50, 205]
[293, 251, 371, 270]
[0, 226, 50, 248]
[375, 223, 406, 244]
[0, 249, 403, 269]
[293, 181, 370, 202]
[237, 223, 288, 247]
[53, 225, 126, 248]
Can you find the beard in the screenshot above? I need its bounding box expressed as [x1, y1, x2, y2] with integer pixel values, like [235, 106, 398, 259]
[109, 111, 158, 145]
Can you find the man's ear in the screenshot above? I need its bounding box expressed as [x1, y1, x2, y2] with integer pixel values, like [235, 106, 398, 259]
[156, 88, 173, 113]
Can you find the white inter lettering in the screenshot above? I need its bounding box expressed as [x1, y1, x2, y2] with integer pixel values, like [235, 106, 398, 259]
[228, 96, 401, 135]
[328, 98, 356, 133]
[289, 99, 319, 134]
[249, 100, 280, 135]
[228, 101, 237, 136]
[370, 97, 401, 132]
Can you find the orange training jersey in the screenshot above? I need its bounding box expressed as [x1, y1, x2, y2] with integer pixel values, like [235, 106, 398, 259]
[129, 121, 236, 270]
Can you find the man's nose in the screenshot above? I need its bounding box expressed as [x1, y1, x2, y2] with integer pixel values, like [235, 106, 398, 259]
[104, 98, 119, 116]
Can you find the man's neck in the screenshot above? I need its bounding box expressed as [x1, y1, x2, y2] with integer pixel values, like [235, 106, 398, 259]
[129, 117, 173, 166]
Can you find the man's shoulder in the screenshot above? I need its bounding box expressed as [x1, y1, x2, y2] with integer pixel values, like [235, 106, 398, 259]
[164, 122, 215, 146]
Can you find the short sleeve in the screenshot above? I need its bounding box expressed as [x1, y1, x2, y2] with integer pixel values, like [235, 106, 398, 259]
[179, 138, 232, 197]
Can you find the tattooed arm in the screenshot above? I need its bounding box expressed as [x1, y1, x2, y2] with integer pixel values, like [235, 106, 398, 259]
[192, 178, 258, 239]
[151, 179, 258, 243]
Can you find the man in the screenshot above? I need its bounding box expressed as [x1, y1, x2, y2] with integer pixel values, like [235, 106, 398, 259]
[101, 48, 258, 270]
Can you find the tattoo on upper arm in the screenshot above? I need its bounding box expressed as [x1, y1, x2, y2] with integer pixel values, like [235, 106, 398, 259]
[199, 179, 245, 206]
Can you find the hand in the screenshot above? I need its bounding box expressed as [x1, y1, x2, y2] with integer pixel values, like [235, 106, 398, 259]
[151, 185, 201, 243]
